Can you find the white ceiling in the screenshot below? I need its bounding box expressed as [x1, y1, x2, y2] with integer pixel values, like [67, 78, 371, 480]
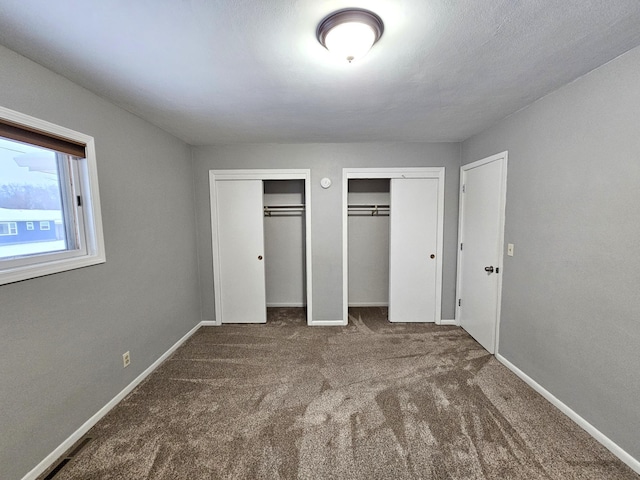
[1, 1, 640, 145]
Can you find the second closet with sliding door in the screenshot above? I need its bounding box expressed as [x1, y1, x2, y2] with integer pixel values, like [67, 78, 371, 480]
[344, 168, 445, 324]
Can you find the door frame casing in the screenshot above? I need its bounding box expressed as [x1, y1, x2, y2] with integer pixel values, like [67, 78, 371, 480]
[209, 169, 312, 326]
[455, 151, 508, 353]
[342, 167, 445, 325]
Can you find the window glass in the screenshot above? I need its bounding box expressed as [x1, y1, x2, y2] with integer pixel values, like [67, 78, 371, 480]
[0, 138, 68, 259]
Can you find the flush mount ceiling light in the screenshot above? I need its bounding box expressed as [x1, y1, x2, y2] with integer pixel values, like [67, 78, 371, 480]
[316, 8, 384, 63]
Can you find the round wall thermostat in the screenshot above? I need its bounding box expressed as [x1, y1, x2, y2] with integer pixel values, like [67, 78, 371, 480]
[320, 177, 332, 189]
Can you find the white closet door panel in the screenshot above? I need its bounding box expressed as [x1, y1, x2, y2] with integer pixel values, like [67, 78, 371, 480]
[216, 180, 266, 323]
[389, 178, 439, 322]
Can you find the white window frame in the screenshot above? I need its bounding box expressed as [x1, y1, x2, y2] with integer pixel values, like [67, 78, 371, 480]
[26, 221, 34, 231]
[0, 106, 106, 285]
[39, 221, 50, 231]
[0, 221, 18, 236]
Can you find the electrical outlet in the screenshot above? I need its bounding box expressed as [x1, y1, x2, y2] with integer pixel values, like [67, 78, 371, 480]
[122, 351, 130, 368]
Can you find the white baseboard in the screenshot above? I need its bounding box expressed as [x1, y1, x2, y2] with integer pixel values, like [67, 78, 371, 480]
[496, 353, 640, 475]
[348, 302, 388, 307]
[22, 321, 203, 480]
[266, 302, 306, 307]
[309, 319, 347, 326]
[200, 320, 218, 326]
[439, 319, 456, 326]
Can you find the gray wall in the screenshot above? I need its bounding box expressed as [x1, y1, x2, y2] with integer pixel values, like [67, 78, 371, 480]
[0, 46, 201, 480]
[192, 143, 460, 322]
[462, 45, 640, 460]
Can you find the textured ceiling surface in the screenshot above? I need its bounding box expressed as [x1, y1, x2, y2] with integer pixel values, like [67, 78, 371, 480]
[1, 1, 640, 144]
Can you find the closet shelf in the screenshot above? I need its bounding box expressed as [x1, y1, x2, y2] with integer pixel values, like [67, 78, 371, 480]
[348, 204, 390, 216]
[264, 204, 305, 216]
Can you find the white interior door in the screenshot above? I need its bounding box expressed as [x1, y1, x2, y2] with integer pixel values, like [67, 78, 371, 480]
[457, 153, 507, 353]
[214, 179, 266, 323]
[389, 178, 439, 322]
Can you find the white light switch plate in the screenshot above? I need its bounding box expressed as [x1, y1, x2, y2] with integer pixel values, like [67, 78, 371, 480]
[507, 243, 514, 256]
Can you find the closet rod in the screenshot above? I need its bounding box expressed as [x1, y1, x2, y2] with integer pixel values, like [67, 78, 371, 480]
[347, 204, 390, 216]
[264, 204, 305, 216]
[348, 204, 390, 209]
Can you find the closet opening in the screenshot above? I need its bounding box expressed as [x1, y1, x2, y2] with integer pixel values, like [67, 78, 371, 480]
[209, 169, 313, 325]
[347, 178, 390, 322]
[342, 167, 445, 325]
[263, 180, 307, 325]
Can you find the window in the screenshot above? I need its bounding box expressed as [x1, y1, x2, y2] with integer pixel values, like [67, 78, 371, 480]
[0, 106, 105, 285]
[0, 222, 18, 235]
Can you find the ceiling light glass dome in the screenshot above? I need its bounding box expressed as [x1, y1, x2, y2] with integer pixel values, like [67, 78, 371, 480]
[317, 9, 384, 63]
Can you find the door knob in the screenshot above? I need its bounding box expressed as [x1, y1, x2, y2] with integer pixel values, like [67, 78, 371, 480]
[430, 254, 435, 259]
[484, 266, 494, 273]
[258, 255, 263, 260]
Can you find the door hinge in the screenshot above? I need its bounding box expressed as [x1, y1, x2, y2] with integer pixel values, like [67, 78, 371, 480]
[458, 299, 462, 307]
[76, 195, 82, 207]
[462, 184, 466, 193]
[460, 242, 463, 251]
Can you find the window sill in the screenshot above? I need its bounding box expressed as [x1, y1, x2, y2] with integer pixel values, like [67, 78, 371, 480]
[0, 251, 106, 285]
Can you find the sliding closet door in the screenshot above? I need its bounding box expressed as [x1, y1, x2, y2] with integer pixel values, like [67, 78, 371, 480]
[388, 178, 439, 322]
[215, 180, 267, 323]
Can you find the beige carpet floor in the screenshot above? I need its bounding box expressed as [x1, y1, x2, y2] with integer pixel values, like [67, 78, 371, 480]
[42, 307, 638, 479]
